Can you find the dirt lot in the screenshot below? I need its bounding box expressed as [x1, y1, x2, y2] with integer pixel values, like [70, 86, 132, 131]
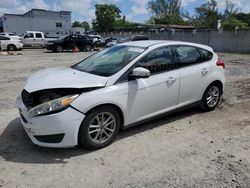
[0, 49, 250, 188]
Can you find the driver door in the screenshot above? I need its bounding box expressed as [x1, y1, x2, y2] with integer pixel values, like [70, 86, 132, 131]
[125, 46, 180, 124]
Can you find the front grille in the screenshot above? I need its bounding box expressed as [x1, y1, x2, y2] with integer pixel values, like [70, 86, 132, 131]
[21, 90, 34, 108]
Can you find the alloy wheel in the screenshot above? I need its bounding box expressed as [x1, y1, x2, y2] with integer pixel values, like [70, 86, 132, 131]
[88, 112, 116, 144]
[206, 86, 220, 108]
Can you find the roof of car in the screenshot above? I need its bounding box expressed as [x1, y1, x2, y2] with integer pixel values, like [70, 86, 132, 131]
[119, 40, 213, 51]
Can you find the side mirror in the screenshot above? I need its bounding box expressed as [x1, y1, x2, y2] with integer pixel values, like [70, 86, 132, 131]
[130, 67, 150, 79]
[23, 35, 28, 39]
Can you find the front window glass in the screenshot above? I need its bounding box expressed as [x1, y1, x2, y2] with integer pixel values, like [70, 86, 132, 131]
[73, 45, 145, 77]
[25, 33, 34, 38]
[138, 46, 175, 73]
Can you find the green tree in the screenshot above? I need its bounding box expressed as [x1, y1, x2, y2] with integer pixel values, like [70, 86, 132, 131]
[222, 16, 248, 30]
[82, 21, 90, 31]
[72, 21, 90, 31]
[232, 13, 250, 26]
[192, 0, 221, 28]
[72, 21, 82, 27]
[224, 0, 240, 17]
[147, 0, 184, 24]
[148, 0, 181, 17]
[93, 4, 121, 32]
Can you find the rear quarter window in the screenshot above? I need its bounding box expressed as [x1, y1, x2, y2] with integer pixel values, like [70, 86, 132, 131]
[176, 46, 202, 67]
[200, 49, 213, 61]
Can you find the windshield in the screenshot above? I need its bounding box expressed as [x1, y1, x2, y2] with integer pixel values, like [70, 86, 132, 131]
[72, 45, 145, 77]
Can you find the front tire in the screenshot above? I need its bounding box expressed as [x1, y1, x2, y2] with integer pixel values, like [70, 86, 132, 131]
[79, 106, 121, 150]
[200, 83, 222, 111]
[56, 45, 63, 53]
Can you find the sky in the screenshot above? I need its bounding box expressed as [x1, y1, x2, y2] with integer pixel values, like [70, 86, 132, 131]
[0, 0, 250, 23]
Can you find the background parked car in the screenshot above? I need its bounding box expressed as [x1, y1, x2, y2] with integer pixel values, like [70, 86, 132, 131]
[0, 36, 23, 51]
[131, 35, 149, 41]
[0, 33, 22, 40]
[89, 35, 105, 47]
[46, 34, 94, 52]
[105, 37, 118, 47]
[21, 31, 56, 47]
[106, 35, 149, 48]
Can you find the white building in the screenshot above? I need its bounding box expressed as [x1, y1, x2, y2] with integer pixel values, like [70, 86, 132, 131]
[0, 9, 72, 37]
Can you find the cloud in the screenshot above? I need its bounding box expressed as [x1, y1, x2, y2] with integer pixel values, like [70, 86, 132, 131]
[0, 0, 28, 15]
[217, 0, 250, 13]
[95, 0, 120, 3]
[0, 0, 49, 16]
[130, 0, 148, 15]
[182, 0, 198, 7]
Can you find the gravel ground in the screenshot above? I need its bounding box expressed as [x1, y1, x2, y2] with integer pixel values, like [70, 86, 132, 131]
[0, 49, 250, 188]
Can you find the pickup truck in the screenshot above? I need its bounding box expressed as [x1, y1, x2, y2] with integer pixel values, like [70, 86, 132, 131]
[21, 31, 57, 47]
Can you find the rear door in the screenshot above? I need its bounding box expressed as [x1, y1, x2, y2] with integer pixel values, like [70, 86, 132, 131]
[174, 45, 212, 107]
[34, 32, 44, 47]
[75, 35, 84, 50]
[23, 33, 35, 47]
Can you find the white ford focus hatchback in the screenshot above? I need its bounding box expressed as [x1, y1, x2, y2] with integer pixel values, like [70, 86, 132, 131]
[17, 40, 225, 149]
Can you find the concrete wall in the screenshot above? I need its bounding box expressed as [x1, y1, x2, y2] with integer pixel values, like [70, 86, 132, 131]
[2, 9, 71, 37]
[104, 30, 250, 54]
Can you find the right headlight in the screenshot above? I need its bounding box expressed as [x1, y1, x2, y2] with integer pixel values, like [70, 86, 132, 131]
[28, 94, 79, 116]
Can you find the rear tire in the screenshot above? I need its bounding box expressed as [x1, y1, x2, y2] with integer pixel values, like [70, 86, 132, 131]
[200, 83, 222, 111]
[7, 44, 16, 51]
[79, 106, 120, 150]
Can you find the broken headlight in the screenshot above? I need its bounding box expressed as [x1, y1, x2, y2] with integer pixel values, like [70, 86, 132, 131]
[28, 94, 79, 116]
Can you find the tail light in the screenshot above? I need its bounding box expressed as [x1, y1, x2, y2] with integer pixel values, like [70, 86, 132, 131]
[216, 59, 225, 69]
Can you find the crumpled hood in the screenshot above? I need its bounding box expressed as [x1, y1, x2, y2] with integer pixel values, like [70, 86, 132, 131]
[24, 67, 108, 93]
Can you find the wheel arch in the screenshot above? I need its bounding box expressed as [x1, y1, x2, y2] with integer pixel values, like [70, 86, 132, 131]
[88, 103, 124, 127]
[77, 103, 125, 146]
[79, 103, 125, 129]
[7, 44, 16, 50]
[206, 80, 224, 94]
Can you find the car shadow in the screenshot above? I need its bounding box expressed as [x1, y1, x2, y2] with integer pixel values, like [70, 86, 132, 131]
[43, 50, 76, 54]
[0, 107, 202, 164]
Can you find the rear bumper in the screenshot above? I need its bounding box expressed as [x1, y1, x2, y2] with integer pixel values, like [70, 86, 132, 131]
[16, 43, 24, 49]
[16, 95, 85, 148]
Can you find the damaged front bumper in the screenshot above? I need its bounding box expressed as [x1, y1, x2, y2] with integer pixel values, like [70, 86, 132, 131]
[16, 95, 86, 148]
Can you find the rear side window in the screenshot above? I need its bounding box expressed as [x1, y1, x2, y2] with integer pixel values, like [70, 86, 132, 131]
[0, 36, 10, 40]
[176, 46, 202, 67]
[25, 33, 34, 38]
[200, 49, 213, 61]
[35, 33, 42, 38]
[138, 46, 175, 74]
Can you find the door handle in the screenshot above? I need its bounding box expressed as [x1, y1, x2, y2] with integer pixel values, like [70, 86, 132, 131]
[201, 68, 209, 75]
[166, 77, 176, 84]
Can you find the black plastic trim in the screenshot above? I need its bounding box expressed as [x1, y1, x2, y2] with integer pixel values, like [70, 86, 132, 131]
[34, 133, 65, 143]
[69, 105, 85, 115]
